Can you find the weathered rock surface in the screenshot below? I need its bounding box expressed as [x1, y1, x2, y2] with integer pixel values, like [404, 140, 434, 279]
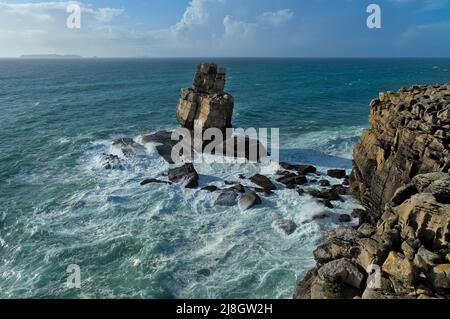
[295, 84, 450, 300]
[176, 63, 233, 132]
[350, 84, 450, 219]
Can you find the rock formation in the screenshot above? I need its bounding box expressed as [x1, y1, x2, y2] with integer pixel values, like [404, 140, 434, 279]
[136, 62, 267, 162]
[350, 84, 450, 220]
[176, 63, 234, 132]
[295, 84, 450, 299]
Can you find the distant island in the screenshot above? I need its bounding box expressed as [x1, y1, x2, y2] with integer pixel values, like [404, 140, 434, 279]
[20, 54, 83, 59]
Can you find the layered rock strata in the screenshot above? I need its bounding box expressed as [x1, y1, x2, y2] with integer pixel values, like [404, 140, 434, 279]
[176, 63, 234, 132]
[350, 84, 450, 220]
[295, 84, 450, 299]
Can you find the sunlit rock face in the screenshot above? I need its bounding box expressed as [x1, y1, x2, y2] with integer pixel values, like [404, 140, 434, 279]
[350, 84, 450, 219]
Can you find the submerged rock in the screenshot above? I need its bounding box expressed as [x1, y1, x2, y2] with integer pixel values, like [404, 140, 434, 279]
[102, 154, 122, 170]
[140, 178, 171, 186]
[202, 185, 219, 192]
[339, 214, 352, 223]
[274, 219, 298, 235]
[238, 192, 262, 210]
[111, 138, 147, 157]
[215, 192, 238, 206]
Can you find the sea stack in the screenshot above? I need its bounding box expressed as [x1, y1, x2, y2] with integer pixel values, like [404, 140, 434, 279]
[176, 63, 234, 133]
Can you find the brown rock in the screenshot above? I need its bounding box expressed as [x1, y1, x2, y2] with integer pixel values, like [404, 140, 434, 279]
[382, 251, 416, 285]
[350, 85, 450, 218]
[250, 174, 276, 191]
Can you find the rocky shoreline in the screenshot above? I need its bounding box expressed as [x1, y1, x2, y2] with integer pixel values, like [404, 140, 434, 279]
[103, 64, 449, 299]
[294, 84, 450, 299]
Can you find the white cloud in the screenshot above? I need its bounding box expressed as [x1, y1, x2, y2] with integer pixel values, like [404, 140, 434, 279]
[0, 0, 295, 57]
[257, 9, 294, 27]
[223, 15, 255, 39]
[95, 8, 124, 23]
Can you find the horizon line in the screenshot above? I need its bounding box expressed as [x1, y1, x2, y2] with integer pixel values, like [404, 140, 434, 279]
[2, 56, 450, 59]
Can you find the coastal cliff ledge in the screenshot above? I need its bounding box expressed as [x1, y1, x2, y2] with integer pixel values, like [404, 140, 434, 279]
[294, 84, 450, 299]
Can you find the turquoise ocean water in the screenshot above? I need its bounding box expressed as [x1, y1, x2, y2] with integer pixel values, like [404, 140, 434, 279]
[1, 58, 449, 298]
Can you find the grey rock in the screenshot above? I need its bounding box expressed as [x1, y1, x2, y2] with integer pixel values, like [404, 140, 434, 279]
[317, 258, 365, 289]
[215, 192, 238, 207]
[274, 219, 297, 235]
[238, 191, 262, 210]
[250, 174, 276, 191]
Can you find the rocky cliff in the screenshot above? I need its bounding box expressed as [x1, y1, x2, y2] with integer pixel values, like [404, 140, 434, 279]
[295, 84, 450, 299]
[350, 84, 450, 221]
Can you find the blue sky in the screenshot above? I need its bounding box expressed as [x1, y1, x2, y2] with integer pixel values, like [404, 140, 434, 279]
[0, 0, 449, 57]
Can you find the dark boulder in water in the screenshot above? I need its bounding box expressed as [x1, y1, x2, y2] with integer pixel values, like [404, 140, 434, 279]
[238, 191, 262, 210]
[226, 184, 245, 193]
[197, 269, 211, 277]
[308, 188, 342, 201]
[327, 169, 347, 179]
[320, 180, 331, 187]
[140, 178, 171, 186]
[278, 175, 308, 188]
[250, 174, 276, 191]
[279, 163, 317, 175]
[202, 185, 219, 192]
[297, 165, 317, 175]
[168, 163, 199, 189]
[339, 214, 352, 223]
[274, 219, 298, 235]
[102, 154, 122, 170]
[138, 131, 181, 164]
[215, 191, 239, 206]
[322, 200, 334, 209]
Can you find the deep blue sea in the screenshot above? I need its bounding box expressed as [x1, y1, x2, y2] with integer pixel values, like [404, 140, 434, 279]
[1, 58, 449, 298]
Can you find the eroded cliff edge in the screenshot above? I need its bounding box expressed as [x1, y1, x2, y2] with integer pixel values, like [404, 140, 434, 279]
[351, 84, 450, 221]
[294, 84, 450, 299]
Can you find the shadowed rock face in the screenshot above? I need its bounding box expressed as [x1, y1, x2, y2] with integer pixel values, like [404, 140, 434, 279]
[350, 84, 450, 219]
